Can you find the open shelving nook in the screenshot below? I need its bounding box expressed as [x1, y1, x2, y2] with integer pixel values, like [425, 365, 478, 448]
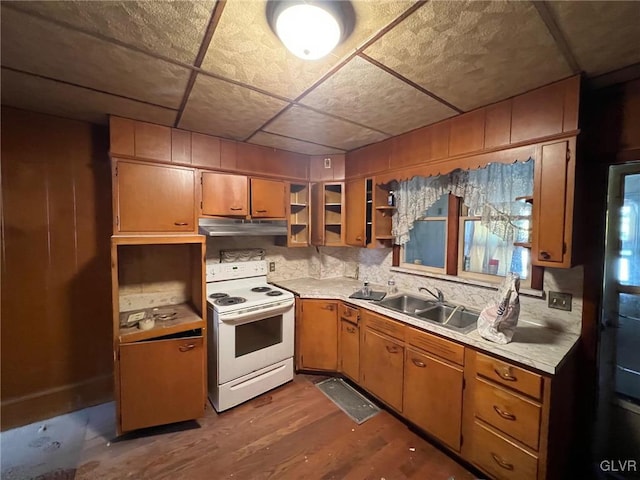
[288, 183, 309, 247]
[324, 183, 344, 246]
[373, 182, 395, 248]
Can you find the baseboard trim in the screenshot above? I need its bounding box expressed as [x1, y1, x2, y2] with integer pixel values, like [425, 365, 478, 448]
[1, 374, 114, 431]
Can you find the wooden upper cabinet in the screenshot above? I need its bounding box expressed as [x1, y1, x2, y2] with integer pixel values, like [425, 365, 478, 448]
[449, 110, 485, 156]
[511, 81, 566, 144]
[310, 182, 325, 246]
[532, 139, 575, 267]
[345, 178, 366, 246]
[135, 122, 172, 162]
[250, 178, 286, 218]
[110, 117, 135, 156]
[171, 129, 191, 165]
[484, 100, 512, 149]
[220, 139, 238, 170]
[201, 172, 248, 217]
[191, 133, 221, 169]
[115, 160, 196, 233]
[346, 142, 390, 178]
[297, 300, 338, 371]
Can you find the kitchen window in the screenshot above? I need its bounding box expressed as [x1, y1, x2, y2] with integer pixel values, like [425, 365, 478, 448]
[394, 160, 536, 288]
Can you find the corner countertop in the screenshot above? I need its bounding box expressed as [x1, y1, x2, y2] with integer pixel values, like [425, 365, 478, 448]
[272, 277, 580, 375]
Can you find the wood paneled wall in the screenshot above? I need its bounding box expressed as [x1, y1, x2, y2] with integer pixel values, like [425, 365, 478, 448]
[1, 107, 113, 430]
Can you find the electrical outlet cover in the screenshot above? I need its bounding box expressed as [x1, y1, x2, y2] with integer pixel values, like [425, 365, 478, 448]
[548, 291, 572, 311]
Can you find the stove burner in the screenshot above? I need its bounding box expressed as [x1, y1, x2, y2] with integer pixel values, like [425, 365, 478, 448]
[215, 296, 247, 306]
[251, 286, 272, 293]
[209, 292, 229, 300]
[266, 290, 284, 297]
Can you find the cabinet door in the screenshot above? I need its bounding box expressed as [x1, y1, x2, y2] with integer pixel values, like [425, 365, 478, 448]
[251, 178, 286, 218]
[532, 140, 572, 266]
[340, 319, 359, 381]
[361, 327, 404, 411]
[119, 336, 204, 432]
[202, 172, 248, 216]
[310, 182, 325, 245]
[345, 178, 366, 246]
[403, 347, 463, 451]
[116, 160, 195, 233]
[297, 300, 338, 370]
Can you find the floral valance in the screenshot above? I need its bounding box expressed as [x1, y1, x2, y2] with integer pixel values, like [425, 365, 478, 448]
[392, 159, 534, 245]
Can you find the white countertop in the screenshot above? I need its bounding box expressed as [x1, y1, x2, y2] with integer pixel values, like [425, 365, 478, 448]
[273, 277, 580, 375]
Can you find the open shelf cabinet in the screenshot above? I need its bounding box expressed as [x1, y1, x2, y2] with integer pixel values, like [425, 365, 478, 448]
[278, 182, 310, 247]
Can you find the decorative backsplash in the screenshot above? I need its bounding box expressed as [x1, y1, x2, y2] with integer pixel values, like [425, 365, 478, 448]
[204, 237, 584, 335]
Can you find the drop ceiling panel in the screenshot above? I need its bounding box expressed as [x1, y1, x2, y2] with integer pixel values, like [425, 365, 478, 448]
[249, 132, 345, 155]
[364, 0, 572, 111]
[201, 0, 411, 100]
[179, 74, 289, 140]
[0, 7, 191, 109]
[1, 69, 177, 126]
[3, 1, 215, 64]
[300, 56, 457, 136]
[264, 105, 389, 151]
[548, 1, 640, 76]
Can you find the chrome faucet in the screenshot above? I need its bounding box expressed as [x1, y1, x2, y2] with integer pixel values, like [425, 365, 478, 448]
[419, 286, 444, 303]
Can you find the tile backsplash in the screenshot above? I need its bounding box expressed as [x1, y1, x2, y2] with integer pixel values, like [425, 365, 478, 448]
[205, 237, 584, 335]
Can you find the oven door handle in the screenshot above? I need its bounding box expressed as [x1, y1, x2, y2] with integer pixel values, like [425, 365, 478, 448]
[219, 300, 294, 325]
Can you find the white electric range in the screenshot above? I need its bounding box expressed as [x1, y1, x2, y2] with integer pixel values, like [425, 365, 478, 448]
[206, 260, 295, 412]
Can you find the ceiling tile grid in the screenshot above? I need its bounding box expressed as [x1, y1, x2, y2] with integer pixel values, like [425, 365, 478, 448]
[1, 69, 178, 126]
[299, 55, 458, 136]
[248, 131, 345, 155]
[3, 0, 216, 64]
[364, 0, 573, 111]
[263, 105, 390, 151]
[179, 74, 289, 140]
[0, 7, 191, 109]
[547, 1, 640, 77]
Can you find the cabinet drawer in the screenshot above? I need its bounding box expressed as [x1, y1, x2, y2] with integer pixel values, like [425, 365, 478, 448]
[475, 378, 541, 450]
[476, 353, 542, 400]
[472, 421, 538, 480]
[406, 326, 464, 365]
[362, 310, 405, 341]
[340, 303, 359, 325]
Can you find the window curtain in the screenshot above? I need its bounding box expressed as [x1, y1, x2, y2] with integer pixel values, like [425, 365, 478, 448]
[392, 159, 534, 245]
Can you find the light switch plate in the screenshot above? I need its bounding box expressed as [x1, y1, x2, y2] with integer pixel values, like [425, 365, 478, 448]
[548, 291, 572, 311]
[324, 157, 331, 168]
[269, 262, 276, 272]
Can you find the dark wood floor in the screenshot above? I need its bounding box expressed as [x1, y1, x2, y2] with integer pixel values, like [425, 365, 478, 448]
[75, 375, 477, 480]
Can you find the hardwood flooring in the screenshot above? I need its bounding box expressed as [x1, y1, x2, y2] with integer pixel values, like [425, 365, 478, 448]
[72, 374, 477, 479]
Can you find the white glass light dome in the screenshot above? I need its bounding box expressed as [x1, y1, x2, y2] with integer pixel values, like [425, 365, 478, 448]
[275, 3, 341, 60]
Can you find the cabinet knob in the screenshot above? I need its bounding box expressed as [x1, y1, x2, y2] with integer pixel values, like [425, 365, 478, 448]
[411, 358, 426, 368]
[493, 405, 516, 421]
[385, 345, 400, 354]
[346, 326, 356, 334]
[321, 304, 335, 311]
[179, 343, 196, 352]
[491, 453, 514, 471]
[174, 222, 189, 226]
[356, 236, 362, 241]
[540, 251, 551, 260]
[494, 367, 517, 382]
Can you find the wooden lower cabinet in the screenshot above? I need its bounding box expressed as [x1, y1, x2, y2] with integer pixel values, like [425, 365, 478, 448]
[339, 319, 359, 382]
[360, 325, 404, 412]
[296, 299, 338, 371]
[118, 334, 205, 433]
[403, 347, 463, 451]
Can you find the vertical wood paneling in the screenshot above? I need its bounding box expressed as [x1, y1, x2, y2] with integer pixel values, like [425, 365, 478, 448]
[1, 107, 113, 430]
[484, 100, 512, 149]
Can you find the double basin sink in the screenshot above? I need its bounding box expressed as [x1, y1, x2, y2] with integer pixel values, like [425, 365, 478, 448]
[375, 294, 478, 334]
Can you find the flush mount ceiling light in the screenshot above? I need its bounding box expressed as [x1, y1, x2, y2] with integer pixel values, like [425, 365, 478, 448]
[267, 1, 355, 60]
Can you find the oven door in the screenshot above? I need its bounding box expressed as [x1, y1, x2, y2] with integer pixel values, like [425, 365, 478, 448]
[216, 300, 294, 384]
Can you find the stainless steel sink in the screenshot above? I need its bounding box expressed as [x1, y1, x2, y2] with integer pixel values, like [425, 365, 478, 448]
[375, 295, 478, 333]
[376, 295, 437, 315]
[416, 305, 479, 333]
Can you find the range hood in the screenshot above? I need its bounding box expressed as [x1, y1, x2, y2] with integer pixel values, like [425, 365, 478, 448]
[198, 218, 288, 237]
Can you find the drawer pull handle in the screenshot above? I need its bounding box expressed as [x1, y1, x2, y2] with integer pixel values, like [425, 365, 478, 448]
[540, 251, 551, 260]
[174, 222, 189, 226]
[491, 452, 514, 471]
[321, 304, 335, 311]
[356, 236, 362, 241]
[412, 358, 426, 368]
[494, 367, 517, 382]
[179, 343, 196, 352]
[346, 326, 357, 334]
[229, 207, 243, 211]
[255, 209, 268, 213]
[493, 405, 516, 421]
[386, 345, 400, 354]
